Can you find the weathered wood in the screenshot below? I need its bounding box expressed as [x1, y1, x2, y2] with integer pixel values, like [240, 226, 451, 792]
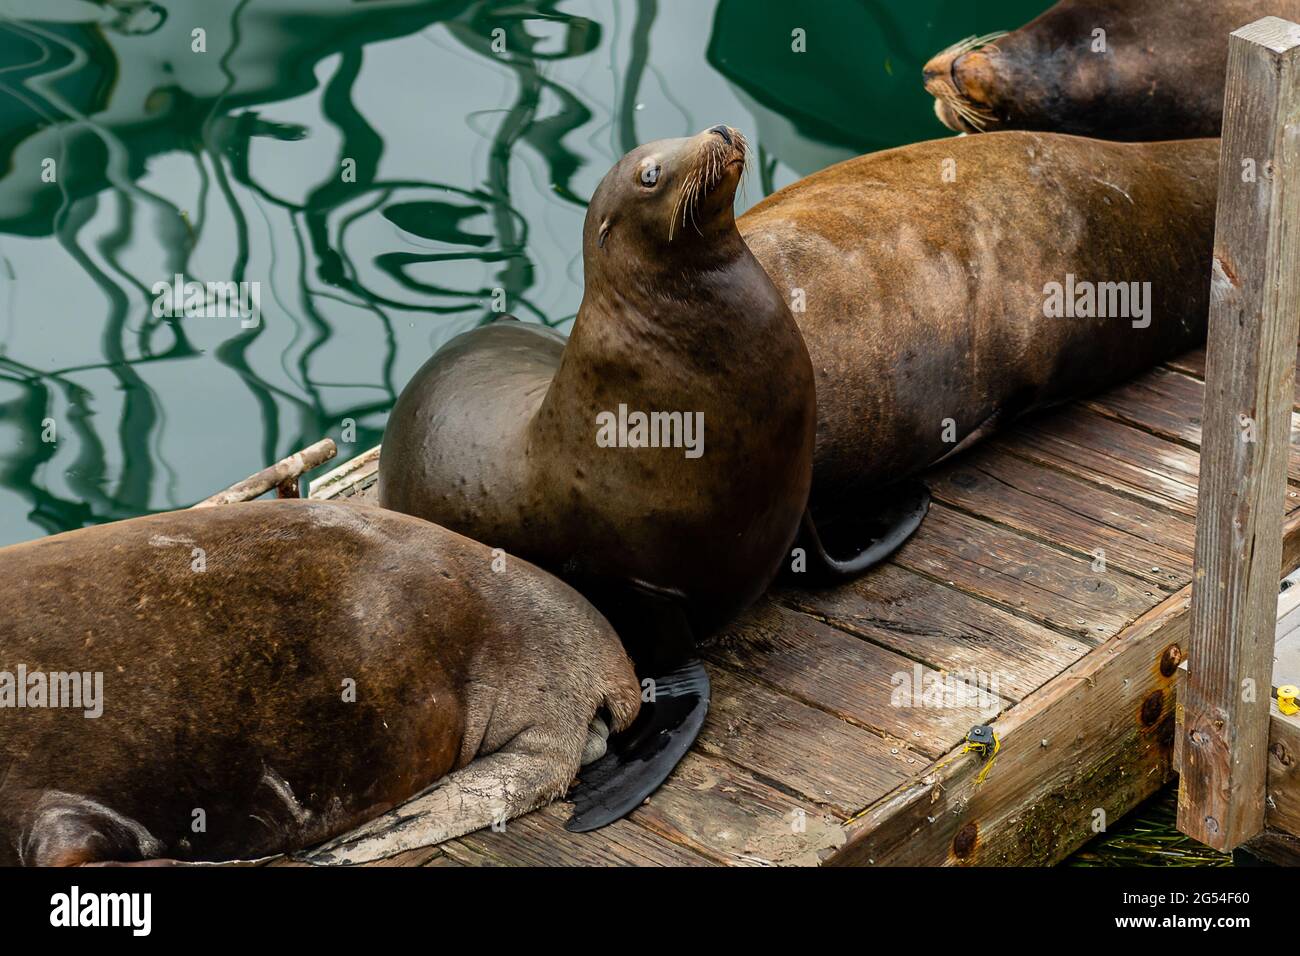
[778, 563, 1091, 702]
[1087, 365, 1300, 485]
[1265, 704, 1300, 837]
[451, 802, 717, 867]
[1179, 16, 1300, 851]
[1005, 411, 1202, 517]
[832, 508, 1300, 866]
[698, 667, 917, 814]
[828, 584, 1190, 866]
[1273, 581, 1300, 687]
[195, 438, 336, 507]
[927, 448, 1193, 589]
[629, 752, 847, 866]
[707, 599, 1002, 757]
[308, 444, 380, 500]
[1169, 344, 1300, 410]
[893, 504, 1161, 640]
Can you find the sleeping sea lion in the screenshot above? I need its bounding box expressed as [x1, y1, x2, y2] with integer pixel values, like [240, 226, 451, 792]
[377, 127, 817, 828]
[0, 500, 640, 865]
[923, 0, 1300, 140]
[738, 131, 1219, 560]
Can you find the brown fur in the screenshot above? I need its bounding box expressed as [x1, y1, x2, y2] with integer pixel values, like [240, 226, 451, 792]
[0, 500, 639, 865]
[924, 0, 1300, 140]
[738, 132, 1219, 517]
[379, 128, 816, 641]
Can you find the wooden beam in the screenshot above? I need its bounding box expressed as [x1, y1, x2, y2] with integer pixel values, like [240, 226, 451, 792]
[1265, 703, 1300, 838]
[1179, 17, 1300, 851]
[308, 444, 381, 500]
[194, 438, 337, 508]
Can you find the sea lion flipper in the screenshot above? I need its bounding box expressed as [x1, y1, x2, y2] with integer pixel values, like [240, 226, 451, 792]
[564, 659, 710, 833]
[800, 480, 931, 580]
[297, 746, 571, 866]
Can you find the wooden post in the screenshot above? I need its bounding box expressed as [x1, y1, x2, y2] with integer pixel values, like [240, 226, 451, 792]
[1179, 17, 1300, 851]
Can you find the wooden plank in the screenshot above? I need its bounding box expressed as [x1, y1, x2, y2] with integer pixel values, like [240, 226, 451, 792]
[707, 599, 1001, 758]
[1239, 827, 1300, 864]
[1166, 347, 1209, 379]
[1265, 704, 1300, 838]
[893, 504, 1162, 640]
[308, 444, 380, 500]
[452, 803, 717, 867]
[828, 585, 1189, 866]
[629, 752, 847, 866]
[928, 448, 1193, 589]
[829, 504, 1300, 866]
[1168, 344, 1300, 410]
[698, 667, 917, 814]
[422, 852, 466, 866]
[1004, 410, 1202, 517]
[777, 564, 1090, 702]
[1086, 367, 1207, 446]
[1273, 578, 1300, 688]
[438, 841, 510, 867]
[1179, 17, 1300, 852]
[1087, 366, 1300, 484]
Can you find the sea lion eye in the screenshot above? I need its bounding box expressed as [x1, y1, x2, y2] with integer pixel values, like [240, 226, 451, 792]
[639, 162, 661, 188]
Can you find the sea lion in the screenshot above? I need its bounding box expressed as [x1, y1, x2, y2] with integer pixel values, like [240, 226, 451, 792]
[923, 0, 1300, 140]
[737, 131, 1219, 553]
[378, 129, 816, 644]
[378, 127, 816, 829]
[0, 500, 640, 865]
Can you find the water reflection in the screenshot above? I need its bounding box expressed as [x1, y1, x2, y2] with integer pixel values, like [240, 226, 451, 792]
[0, 0, 1047, 546]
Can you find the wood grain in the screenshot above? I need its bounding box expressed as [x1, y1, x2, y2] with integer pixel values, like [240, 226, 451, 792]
[1179, 17, 1300, 851]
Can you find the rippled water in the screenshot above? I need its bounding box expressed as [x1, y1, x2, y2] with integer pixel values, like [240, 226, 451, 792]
[0, 0, 1049, 546]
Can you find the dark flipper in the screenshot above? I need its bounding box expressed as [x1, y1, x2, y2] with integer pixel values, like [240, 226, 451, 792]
[565, 659, 710, 832]
[800, 479, 931, 580]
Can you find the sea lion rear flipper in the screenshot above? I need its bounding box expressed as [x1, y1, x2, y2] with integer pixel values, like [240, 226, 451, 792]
[800, 480, 931, 579]
[297, 743, 576, 866]
[564, 658, 710, 833]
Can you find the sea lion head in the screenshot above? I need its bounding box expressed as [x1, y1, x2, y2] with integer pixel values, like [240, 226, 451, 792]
[583, 125, 749, 276]
[922, 32, 1014, 134]
[921, 1, 1220, 141]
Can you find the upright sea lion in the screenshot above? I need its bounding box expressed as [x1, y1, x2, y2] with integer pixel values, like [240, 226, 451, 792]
[0, 500, 640, 865]
[378, 127, 817, 829]
[738, 131, 1219, 550]
[923, 0, 1300, 140]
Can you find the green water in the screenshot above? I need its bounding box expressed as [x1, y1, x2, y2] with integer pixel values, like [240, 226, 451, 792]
[0, 0, 1052, 545]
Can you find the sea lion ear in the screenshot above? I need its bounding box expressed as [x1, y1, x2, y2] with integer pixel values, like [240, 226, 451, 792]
[598, 218, 611, 249]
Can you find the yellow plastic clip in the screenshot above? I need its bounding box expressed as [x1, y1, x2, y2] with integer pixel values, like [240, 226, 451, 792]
[1278, 685, 1300, 716]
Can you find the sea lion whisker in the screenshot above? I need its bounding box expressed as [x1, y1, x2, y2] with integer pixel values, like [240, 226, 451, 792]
[935, 30, 1008, 62]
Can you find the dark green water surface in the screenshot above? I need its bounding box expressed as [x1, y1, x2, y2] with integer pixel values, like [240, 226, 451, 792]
[0, 0, 1051, 545]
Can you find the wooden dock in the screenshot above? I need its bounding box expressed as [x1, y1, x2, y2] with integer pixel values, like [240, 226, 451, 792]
[291, 339, 1300, 867]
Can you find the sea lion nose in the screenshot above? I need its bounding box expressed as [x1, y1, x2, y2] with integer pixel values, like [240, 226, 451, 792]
[951, 50, 995, 106]
[708, 124, 733, 146]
